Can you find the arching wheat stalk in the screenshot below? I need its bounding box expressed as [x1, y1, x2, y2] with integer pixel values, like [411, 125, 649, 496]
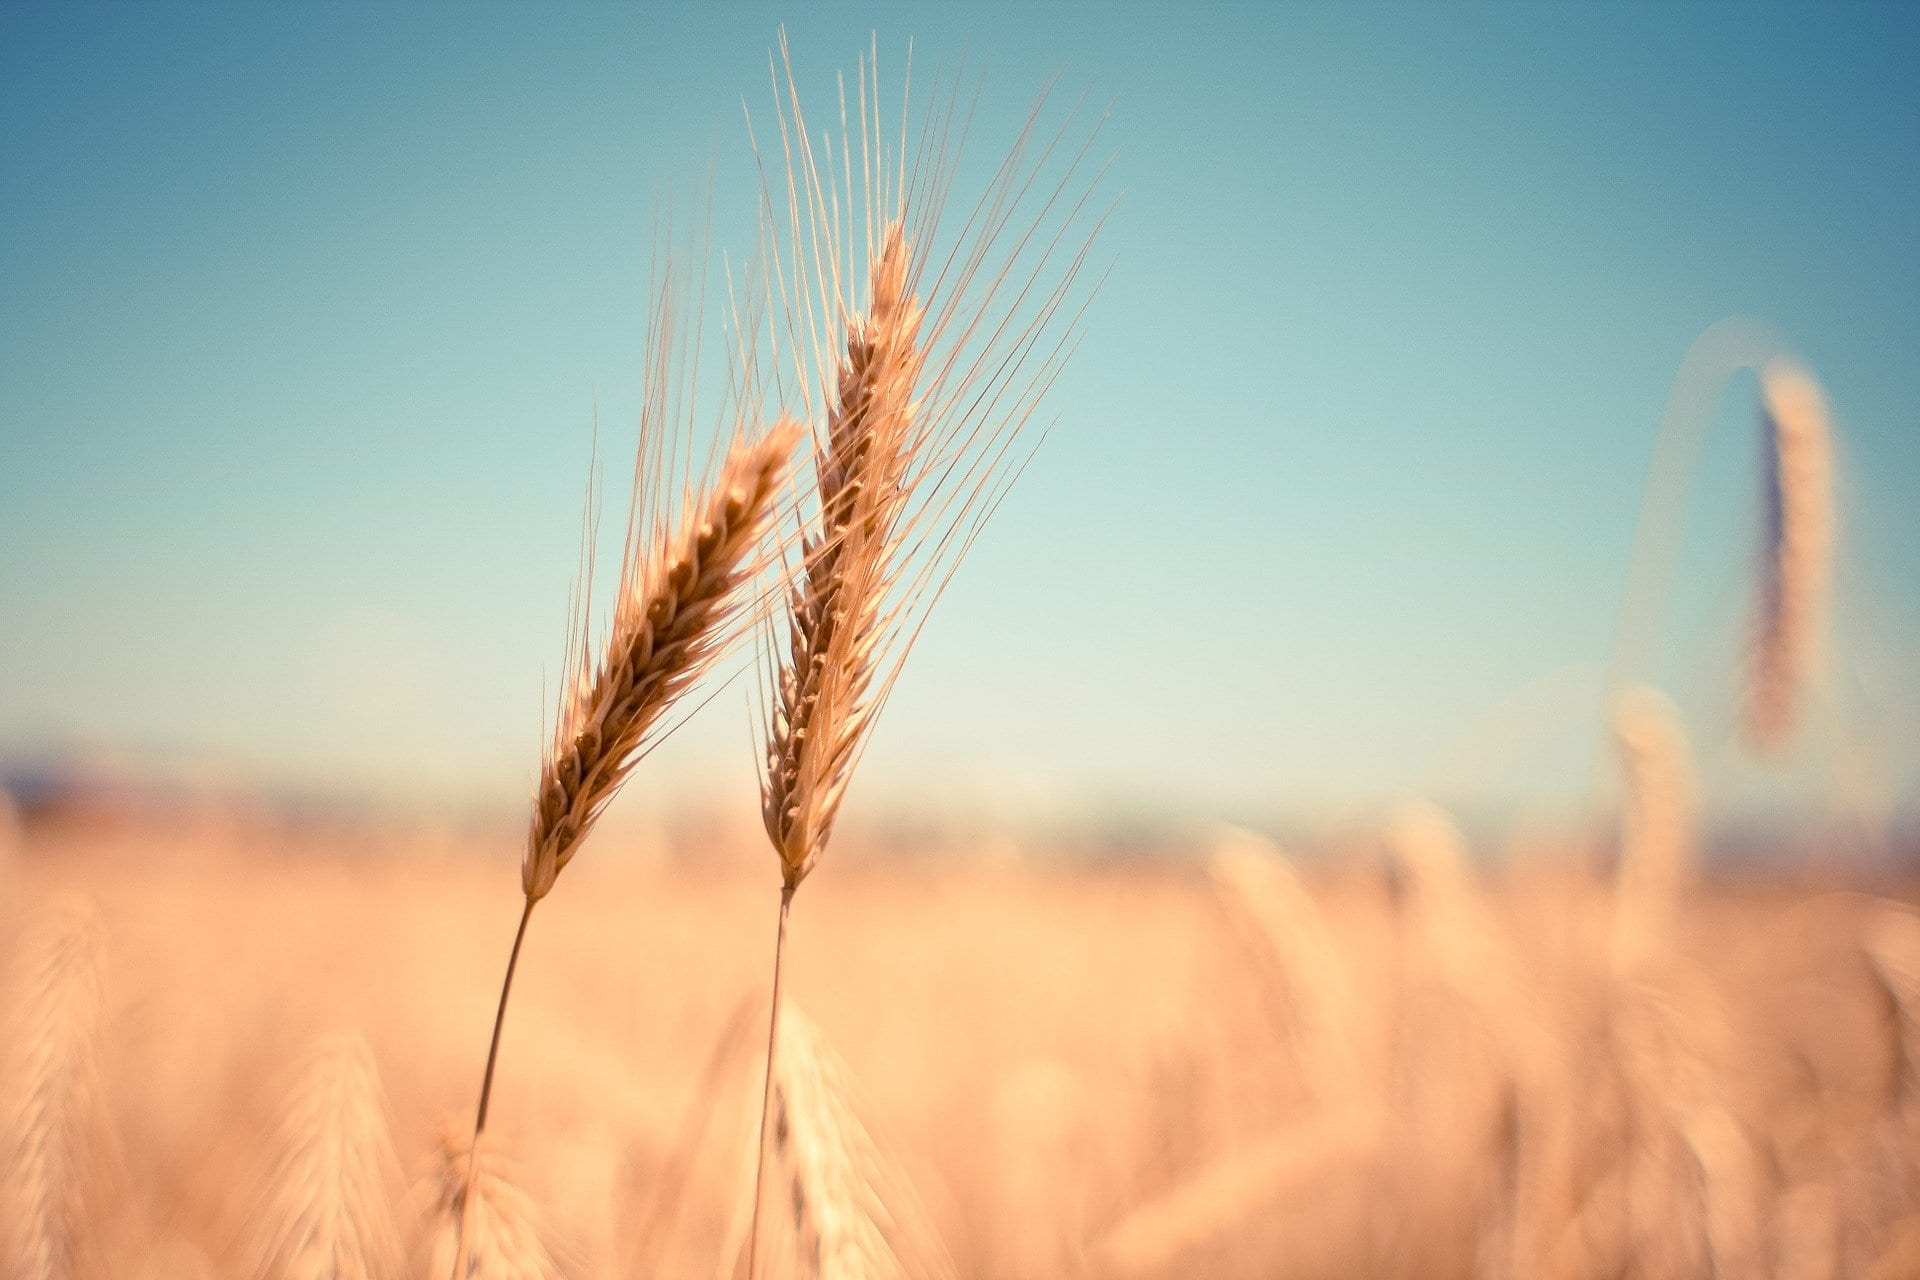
[1747, 358, 1833, 754]
[742, 32, 1107, 1279]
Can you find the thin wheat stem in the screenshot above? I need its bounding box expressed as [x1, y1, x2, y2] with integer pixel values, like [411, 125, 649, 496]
[745, 883, 795, 1280]
[453, 896, 536, 1280]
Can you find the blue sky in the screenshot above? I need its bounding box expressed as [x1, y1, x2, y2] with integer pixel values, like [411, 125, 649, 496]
[3, 4, 1917, 830]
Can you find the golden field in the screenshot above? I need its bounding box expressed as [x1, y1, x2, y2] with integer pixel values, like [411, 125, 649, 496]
[5, 814, 1917, 1280]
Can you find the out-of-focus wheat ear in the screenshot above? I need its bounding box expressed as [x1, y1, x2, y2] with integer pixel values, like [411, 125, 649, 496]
[242, 1033, 404, 1280]
[1382, 802, 1510, 995]
[733, 1007, 953, 1280]
[0, 898, 108, 1280]
[1747, 357, 1833, 755]
[1608, 686, 1697, 974]
[416, 1124, 564, 1280]
[1205, 826, 1361, 1105]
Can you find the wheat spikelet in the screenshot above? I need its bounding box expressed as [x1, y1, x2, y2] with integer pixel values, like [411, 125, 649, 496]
[1205, 826, 1360, 1105]
[1747, 357, 1833, 754]
[242, 1034, 403, 1280]
[415, 1126, 561, 1280]
[0, 899, 108, 1280]
[526, 418, 802, 902]
[1608, 686, 1697, 973]
[728, 1007, 952, 1280]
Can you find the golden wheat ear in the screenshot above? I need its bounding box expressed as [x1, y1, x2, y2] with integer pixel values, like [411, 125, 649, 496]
[1746, 358, 1833, 755]
[740, 39, 1106, 1276]
[523, 416, 804, 903]
[241, 1034, 404, 1280]
[0, 898, 108, 1280]
[748, 32, 1110, 896]
[1608, 686, 1697, 974]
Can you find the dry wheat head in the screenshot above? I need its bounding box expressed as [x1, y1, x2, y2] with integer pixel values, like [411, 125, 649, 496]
[524, 419, 801, 902]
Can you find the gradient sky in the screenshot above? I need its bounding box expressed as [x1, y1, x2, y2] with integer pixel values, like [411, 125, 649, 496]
[4, 3, 1918, 830]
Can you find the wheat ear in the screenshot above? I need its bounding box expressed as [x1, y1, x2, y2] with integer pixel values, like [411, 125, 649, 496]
[418, 1125, 560, 1280]
[1206, 826, 1360, 1106]
[0, 899, 107, 1280]
[243, 1034, 403, 1280]
[730, 1007, 951, 1280]
[1608, 686, 1696, 974]
[747, 223, 920, 1280]
[455, 418, 798, 1278]
[743, 35, 1105, 1274]
[1747, 358, 1833, 754]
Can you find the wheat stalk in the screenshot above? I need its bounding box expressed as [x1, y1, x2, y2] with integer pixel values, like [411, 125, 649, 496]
[454, 405, 800, 1275]
[742, 33, 1104, 1277]
[0, 899, 107, 1280]
[243, 1034, 404, 1280]
[1608, 686, 1696, 974]
[1747, 358, 1833, 754]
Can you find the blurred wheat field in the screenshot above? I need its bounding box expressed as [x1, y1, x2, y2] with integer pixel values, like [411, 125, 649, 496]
[5, 820, 1918, 1280]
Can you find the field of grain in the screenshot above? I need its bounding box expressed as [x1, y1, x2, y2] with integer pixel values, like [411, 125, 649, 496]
[6, 16, 1916, 1280]
[4, 815, 1918, 1280]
